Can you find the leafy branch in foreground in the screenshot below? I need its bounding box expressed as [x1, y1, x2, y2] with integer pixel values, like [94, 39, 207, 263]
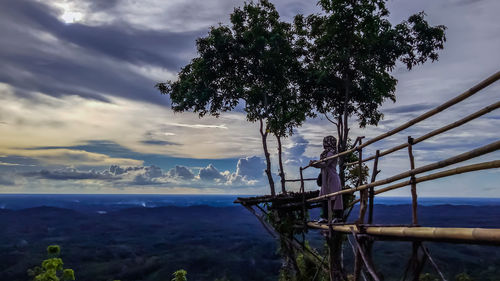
[172, 269, 187, 281]
[27, 245, 75, 281]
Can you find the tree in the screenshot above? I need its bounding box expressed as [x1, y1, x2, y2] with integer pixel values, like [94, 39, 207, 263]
[296, 0, 446, 187]
[27, 245, 75, 281]
[157, 0, 311, 196]
[294, 1, 446, 279]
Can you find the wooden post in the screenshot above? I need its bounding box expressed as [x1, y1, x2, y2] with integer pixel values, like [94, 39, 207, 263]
[402, 242, 428, 281]
[357, 140, 368, 224]
[407, 136, 418, 225]
[300, 167, 306, 245]
[277, 135, 287, 194]
[368, 150, 380, 224]
[407, 136, 423, 281]
[352, 231, 381, 281]
[328, 198, 333, 230]
[354, 141, 367, 281]
[300, 167, 305, 193]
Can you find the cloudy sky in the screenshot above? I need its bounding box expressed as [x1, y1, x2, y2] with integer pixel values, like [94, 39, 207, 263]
[0, 0, 498, 196]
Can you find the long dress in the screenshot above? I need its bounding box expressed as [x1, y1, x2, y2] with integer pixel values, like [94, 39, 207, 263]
[313, 150, 343, 210]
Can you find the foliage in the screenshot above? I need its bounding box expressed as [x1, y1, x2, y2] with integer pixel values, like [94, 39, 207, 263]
[156, 0, 311, 137]
[295, 0, 446, 191]
[455, 272, 474, 281]
[156, 0, 314, 195]
[172, 269, 187, 281]
[419, 273, 438, 281]
[295, 250, 328, 281]
[296, 0, 446, 127]
[27, 245, 75, 281]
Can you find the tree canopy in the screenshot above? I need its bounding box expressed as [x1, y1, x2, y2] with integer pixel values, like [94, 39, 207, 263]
[157, 0, 446, 195]
[294, 0, 446, 186]
[157, 0, 310, 133]
[157, 0, 311, 195]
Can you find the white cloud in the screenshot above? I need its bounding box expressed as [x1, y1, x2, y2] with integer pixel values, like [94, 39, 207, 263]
[167, 165, 195, 180]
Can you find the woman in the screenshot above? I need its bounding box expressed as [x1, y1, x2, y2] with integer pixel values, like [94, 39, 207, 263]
[309, 135, 343, 223]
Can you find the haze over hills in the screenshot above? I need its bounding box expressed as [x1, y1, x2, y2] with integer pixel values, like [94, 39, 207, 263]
[1, 195, 499, 281]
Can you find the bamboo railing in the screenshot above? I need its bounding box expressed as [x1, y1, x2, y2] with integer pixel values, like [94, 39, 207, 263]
[307, 223, 500, 245]
[307, 140, 500, 203]
[304, 70, 500, 169]
[237, 71, 500, 281]
[297, 70, 500, 242]
[350, 160, 500, 206]
[345, 101, 500, 166]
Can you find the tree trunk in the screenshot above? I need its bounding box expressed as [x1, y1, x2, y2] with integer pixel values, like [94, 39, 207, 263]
[328, 234, 347, 281]
[260, 118, 275, 196]
[276, 135, 286, 194]
[327, 73, 352, 281]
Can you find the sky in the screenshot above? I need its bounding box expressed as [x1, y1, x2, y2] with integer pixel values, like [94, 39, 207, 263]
[0, 0, 499, 196]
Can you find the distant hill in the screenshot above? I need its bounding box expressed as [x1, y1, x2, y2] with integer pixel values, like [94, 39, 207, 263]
[1, 204, 499, 281]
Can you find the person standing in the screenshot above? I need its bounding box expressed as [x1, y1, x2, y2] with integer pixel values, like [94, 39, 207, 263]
[310, 136, 343, 223]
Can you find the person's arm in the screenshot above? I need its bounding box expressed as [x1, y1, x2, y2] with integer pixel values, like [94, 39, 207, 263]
[310, 153, 334, 168]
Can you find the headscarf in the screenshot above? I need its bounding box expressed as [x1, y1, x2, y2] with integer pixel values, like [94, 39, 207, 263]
[320, 135, 337, 160]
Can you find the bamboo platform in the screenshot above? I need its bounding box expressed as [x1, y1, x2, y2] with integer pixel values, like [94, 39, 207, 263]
[234, 190, 319, 205]
[236, 71, 500, 281]
[307, 222, 500, 245]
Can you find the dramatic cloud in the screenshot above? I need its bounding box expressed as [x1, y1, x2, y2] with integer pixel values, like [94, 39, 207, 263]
[234, 156, 266, 180]
[197, 164, 226, 182]
[14, 156, 269, 192]
[167, 165, 195, 180]
[0, 0, 498, 196]
[24, 167, 113, 180]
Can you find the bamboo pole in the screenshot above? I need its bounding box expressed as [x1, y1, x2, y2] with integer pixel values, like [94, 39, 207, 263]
[308, 140, 500, 203]
[285, 178, 316, 182]
[407, 136, 418, 225]
[421, 245, 447, 281]
[347, 101, 500, 166]
[307, 223, 500, 245]
[358, 71, 500, 149]
[369, 160, 500, 203]
[368, 150, 380, 224]
[352, 231, 381, 281]
[354, 143, 365, 281]
[306, 71, 500, 169]
[350, 160, 500, 206]
[357, 142, 368, 224]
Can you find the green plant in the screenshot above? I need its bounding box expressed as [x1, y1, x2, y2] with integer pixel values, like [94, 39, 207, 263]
[27, 245, 75, 281]
[172, 269, 187, 281]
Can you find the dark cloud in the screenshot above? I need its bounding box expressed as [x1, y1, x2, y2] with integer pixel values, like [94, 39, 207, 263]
[384, 103, 436, 114]
[0, 156, 39, 167]
[2, 0, 200, 69]
[0, 0, 203, 104]
[140, 140, 180, 146]
[24, 167, 113, 180]
[84, 0, 121, 11]
[23, 165, 167, 185]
